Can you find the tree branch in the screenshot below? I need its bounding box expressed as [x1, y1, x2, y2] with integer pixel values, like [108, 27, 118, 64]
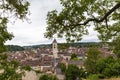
[105, 18, 109, 29]
[78, 2, 120, 26]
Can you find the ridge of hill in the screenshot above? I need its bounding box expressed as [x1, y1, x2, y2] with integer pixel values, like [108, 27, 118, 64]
[6, 42, 105, 51]
[6, 45, 25, 52]
[24, 42, 102, 49]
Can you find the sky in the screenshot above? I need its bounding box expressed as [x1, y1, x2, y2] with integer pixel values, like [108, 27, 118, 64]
[5, 0, 99, 46]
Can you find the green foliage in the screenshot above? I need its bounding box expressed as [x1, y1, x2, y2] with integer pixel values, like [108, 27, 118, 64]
[39, 74, 58, 80]
[45, 0, 120, 42]
[85, 48, 120, 78]
[7, 45, 25, 52]
[68, 42, 101, 48]
[72, 58, 80, 60]
[39, 74, 49, 80]
[0, 54, 25, 80]
[71, 53, 78, 60]
[49, 75, 58, 80]
[112, 36, 120, 58]
[21, 65, 32, 71]
[87, 74, 99, 80]
[96, 56, 115, 78]
[0, 0, 30, 80]
[99, 56, 120, 78]
[58, 43, 69, 51]
[34, 70, 41, 74]
[86, 55, 120, 78]
[0, 0, 29, 53]
[0, 18, 13, 53]
[65, 64, 85, 80]
[85, 48, 102, 74]
[5, 0, 30, 19]
[25, 42, 101, 49]
[59, 63, 66, 73]
[24, 44, 52, 49]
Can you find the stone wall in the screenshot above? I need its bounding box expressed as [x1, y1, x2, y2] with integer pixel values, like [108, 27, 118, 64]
[22, 71, 39, 80]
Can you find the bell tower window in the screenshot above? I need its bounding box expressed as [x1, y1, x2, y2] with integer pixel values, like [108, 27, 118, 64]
[54, 44, 56, 48]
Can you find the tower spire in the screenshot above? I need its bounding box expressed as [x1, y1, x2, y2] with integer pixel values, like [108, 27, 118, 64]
[53, 38, 57, 43]
[52, 39, 58, 58]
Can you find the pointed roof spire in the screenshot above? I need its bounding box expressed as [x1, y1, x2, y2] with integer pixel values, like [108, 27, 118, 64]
[53, 39, 57, 43]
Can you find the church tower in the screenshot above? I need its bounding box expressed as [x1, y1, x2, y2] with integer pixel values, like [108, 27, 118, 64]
[52, 39, 58, 58]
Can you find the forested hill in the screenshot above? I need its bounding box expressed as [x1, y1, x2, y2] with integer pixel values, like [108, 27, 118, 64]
[24, 42, 102, 49]
[6, 45, 25, 52]
[24, 44, 52, 49]
[6, 42, 103, 51]
[67, 42, 101, 47]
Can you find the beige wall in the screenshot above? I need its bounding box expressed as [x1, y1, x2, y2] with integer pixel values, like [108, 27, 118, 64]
[22, 71, 39, 80]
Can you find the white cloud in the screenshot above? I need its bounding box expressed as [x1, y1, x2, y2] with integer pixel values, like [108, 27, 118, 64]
[5, 0, 98, 46]
[82, 25, 99, 42]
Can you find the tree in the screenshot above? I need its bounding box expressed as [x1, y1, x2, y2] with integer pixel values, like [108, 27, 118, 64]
[85, 48, 102, 74]
[58, 43, 69, 51]
[49, 75, 58, 80]
[112, 36, 120, 58]
[0, 54, 26, 80]
[45, 0, 120, 42]
[100, 56, 120, 78]
[7, 45, 25, 52]
[0, 0, 30, 80]
[71, 53, 78, 60]
[86, 55, 120, 78]
[65, 64, 84, 80]
[87, 74, 99, 80]
[59, 63, 66, 73]
[0, 0, 30, 52]
[39, 74, 58, 80]
[39, 74, 49, 80]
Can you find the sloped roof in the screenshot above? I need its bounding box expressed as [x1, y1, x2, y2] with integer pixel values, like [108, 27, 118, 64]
[67, 60, 84, 66]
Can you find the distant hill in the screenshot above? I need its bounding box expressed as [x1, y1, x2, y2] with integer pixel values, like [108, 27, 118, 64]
[23, 44, 52, 49]
[6, 42, 104, 52]
[68, 42, 102, 48]
[6, 45, 25, 52]
[24, 42, 102, 49]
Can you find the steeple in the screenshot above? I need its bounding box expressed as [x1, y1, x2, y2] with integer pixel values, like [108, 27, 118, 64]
[52, 39, 59, 74]
[52, 39, 58, 58]
[53, 39, 57, 43]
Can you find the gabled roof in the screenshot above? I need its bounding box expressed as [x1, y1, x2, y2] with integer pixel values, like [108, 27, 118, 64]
[67, 60, 84, 66]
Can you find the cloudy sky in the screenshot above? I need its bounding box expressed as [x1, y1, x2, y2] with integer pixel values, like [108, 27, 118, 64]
[5, 0, 99, 46]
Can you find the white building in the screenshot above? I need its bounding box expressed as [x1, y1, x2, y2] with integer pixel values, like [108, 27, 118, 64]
[52, 39, 58, 58]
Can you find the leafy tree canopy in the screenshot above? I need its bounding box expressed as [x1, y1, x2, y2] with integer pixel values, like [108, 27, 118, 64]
[85, 48, 102, 74]
[59, 63, 66, 73]
[95, 56, 120, 78]
[112, 36, 120, 58]
[39, 74, 58, 80]
[58, 43, 69, 51]
[0, 54, 25, 80]
[0, 0, 30, 53]
[65, 64, 85, 80]
[45, 0, 120, 42]
[7, 45, 25, 52]
[71, 53, 78, 60]
[0, 0, 30, 80]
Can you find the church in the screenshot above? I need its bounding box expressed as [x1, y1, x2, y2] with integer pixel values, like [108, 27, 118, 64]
[40, 39, 61, 74]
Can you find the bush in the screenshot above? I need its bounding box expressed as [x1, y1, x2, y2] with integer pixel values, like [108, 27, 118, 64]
[59, 63, 66, 73]
[39, 74, 58, 80]
[35, 70, 41, 74]
[87, 74, 99, 80]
